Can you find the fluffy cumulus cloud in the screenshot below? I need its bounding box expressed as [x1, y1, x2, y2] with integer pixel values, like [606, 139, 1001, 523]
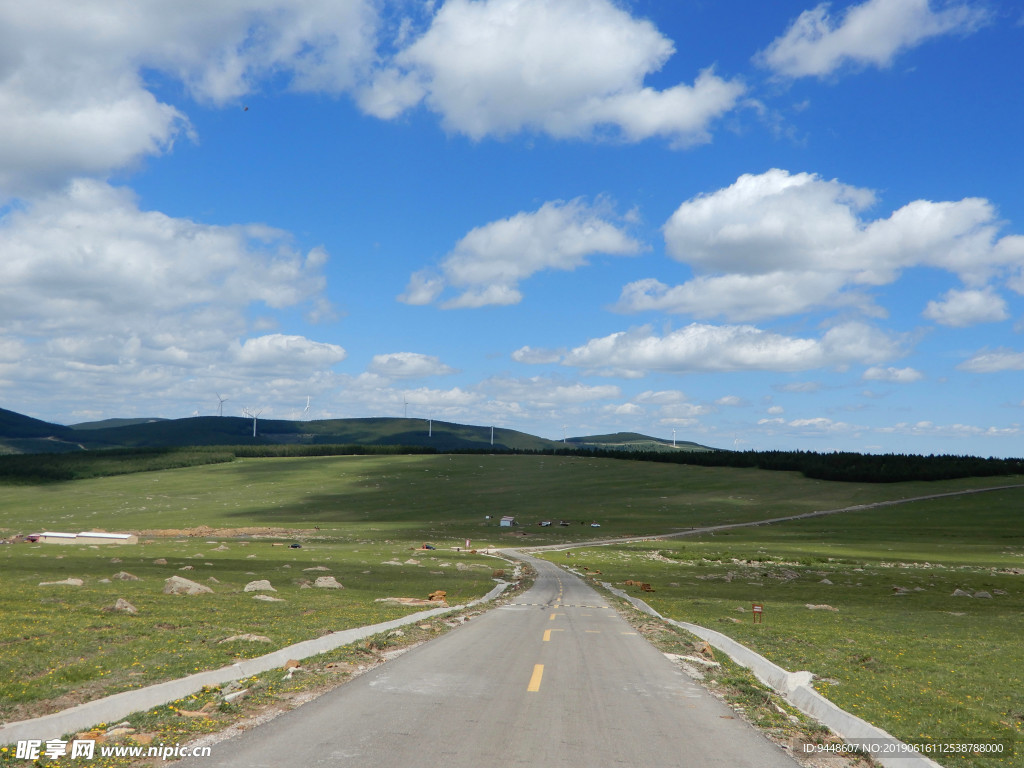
[401, 198, 642, 308]
[0, 179, 342, 418]
[0, 0, 379, 198]
[558, 321, 902, 376]
[922, 287, 1009, 327]
[360, 0, 745, 144]
[368, 352, 457, 378]
[614, 169, 1024, 323]
[757, 0, 988, 79]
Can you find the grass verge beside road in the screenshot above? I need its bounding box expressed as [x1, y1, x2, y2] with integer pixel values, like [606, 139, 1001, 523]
[536, 487, 1024, 768]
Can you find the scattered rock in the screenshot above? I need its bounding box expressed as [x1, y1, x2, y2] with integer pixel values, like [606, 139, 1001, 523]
[220, 634, 271, 644]
[313, 576, 343, 589]
[428, 589, 447, 602]
[805, 604, 838, 611]
[212, 545, 230, 551]
[283, 659, 301, 669]
[253, 594, 284, 602]
[178, 565, 194, 571]
[105, 598, 138, 614]
[112, 571, 140, 581]
[973, 590, 993, 599]
[376, 597, 437, 606]
[692, 640, 716, 660]
[303, 566, 331, 572]
[153, 558, 167, 565]
[951, 588, 973, 597]
[222, 689, 248, 703]
[405, 558, 421, 565]
[244, 580, 276, 592]
[819, 578, 833, 585]
[39, 578, 83, 586]
[163, 576, 213, 595]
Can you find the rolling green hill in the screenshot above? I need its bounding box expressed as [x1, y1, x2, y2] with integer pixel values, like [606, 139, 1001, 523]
[566, 431, 711, 452]
[1, 408, 615, 453]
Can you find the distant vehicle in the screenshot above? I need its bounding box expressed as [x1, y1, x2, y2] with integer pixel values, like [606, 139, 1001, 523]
[590, 523, 601, 527]
[289, 543, 302, 548]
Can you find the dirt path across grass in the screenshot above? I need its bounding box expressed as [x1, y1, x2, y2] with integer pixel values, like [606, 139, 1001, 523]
[524, 482, 1024, 552]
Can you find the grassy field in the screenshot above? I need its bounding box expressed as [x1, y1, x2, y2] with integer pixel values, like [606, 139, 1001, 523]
[536, 488, 1024, 768]
[0, 453, 1021, 767]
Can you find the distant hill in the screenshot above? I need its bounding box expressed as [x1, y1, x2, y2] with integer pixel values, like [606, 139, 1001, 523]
[70, 417, 171, 430]
[566, 431, 712, 452]
[0, 407, 714, 455]
[0, 408, 85, 454]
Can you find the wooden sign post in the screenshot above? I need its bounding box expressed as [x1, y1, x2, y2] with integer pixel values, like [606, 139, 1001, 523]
[752, 603, 764, 624]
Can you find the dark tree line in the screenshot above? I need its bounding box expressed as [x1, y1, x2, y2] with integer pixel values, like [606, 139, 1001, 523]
[538, 447, 1024, 483]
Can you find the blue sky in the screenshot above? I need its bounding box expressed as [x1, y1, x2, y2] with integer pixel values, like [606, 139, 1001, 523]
[2, 0, 1023, 456]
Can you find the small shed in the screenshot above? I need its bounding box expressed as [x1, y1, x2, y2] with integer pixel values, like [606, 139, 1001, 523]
[499, 516, 517, 527]
[36, 531, 138, 545]
[37, 532, 79, 545]
[77, 531, 138, 545]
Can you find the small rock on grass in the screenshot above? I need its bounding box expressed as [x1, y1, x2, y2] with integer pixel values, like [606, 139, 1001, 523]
[104, 598, 138, 614]
[163, 575, 212, 595]
[244, 579, 276, 592]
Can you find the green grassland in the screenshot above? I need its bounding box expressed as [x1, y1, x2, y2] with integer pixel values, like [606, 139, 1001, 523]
[537, 488, 1024, 768]
[0, 452, 1021, 768]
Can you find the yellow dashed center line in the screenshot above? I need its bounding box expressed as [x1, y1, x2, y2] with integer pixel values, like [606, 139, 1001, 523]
[527, 664, 544, 692]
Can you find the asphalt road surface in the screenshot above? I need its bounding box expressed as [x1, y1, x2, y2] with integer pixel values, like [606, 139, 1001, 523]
[182, 554, 798, 768]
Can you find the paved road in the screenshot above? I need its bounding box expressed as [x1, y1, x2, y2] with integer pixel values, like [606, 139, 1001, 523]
[183, 555, 797, 768]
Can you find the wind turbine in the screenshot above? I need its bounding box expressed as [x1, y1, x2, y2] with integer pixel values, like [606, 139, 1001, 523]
[216, 394, 228, 417]
[243, 407, 263, 437]
[303, 396, 311, 420]
[672, 428, 677, 448]
[562, 424, 567, 444]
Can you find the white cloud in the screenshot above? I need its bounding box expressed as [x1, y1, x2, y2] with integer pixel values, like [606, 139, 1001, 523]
[957, 348, 1024, 373]
[626, 169, 1023, 322]
[512, 346, 565, 365]
[757, 0, 988, 79]
[560, 321, 902, 376]
[0, 179, 341, 418]
[482, 376, 620, 406]
[360, 0, 744, 144]
[0, 0, 379, 198]
[922, 287, 1009, 326]
[863, 366, 924, 382]
[401, 198, 642, 308]
[368, 352, 457, 378]
[233, 335, 347, 370]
